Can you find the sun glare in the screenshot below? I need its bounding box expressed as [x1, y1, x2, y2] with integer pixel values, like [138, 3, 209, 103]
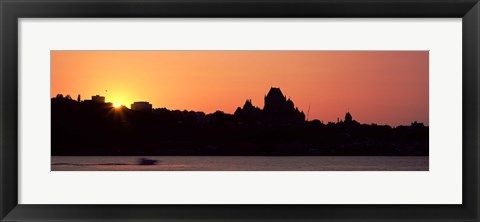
[113, 103, 122, 108]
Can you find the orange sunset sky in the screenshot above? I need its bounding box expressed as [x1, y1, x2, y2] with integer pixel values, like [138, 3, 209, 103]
[51, 51, 428, 126]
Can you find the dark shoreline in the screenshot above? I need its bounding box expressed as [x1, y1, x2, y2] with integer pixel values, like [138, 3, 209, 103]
[52, 89, 428, 157]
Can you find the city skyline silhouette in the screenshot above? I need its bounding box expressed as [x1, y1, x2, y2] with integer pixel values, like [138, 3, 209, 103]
[53, 86, 427, 127]
[51, 86, 428, 157]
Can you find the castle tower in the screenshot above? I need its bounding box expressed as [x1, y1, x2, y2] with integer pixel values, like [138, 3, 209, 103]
[264, 87, 287, 112]
[345, 112, 353, 123]
[263, 87, 305, 124]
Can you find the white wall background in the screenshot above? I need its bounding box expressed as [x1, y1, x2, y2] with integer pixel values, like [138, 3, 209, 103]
[18, 18, 462, 204]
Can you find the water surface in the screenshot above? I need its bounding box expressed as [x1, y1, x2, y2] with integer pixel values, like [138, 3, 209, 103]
[51, 156, 428, 171]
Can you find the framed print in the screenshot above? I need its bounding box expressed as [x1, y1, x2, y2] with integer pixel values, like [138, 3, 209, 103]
[1, 0, 479, 221]
[49, 50, 430, 171]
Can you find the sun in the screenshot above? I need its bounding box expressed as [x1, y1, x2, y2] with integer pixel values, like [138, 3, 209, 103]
[113, 103, 122, 108]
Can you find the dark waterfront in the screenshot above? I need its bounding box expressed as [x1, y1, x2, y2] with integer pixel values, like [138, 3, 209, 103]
[52, 88, 428, 157]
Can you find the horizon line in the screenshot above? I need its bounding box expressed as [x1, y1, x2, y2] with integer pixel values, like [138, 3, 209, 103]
[51, 94, 428, 127]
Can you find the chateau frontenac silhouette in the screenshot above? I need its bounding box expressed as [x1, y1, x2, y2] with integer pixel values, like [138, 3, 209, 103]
[51, 87, 428, 156]
[235, 87, 305, 125]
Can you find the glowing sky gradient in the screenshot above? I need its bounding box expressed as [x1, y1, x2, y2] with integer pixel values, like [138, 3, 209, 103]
[51, 51, 428, 126]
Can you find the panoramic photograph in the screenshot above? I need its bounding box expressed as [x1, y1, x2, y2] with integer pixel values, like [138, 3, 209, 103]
[51, 50, 429, 171]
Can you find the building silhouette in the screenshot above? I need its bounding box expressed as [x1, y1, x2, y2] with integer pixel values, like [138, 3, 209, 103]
[91, 95, 105, 103]
[263, 87, 305, 124]
[131, 101, 153, 112]
[345, 112, 353, 123]
[83, 95, 106, 104]
[234, 87, 305, 124]
[234, 99, 263, 122]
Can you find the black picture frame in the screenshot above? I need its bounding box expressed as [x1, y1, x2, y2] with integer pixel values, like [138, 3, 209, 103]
[1, 0, 479, 221]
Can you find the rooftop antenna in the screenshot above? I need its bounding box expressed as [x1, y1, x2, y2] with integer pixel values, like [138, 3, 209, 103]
[306, 103, 311, 121]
